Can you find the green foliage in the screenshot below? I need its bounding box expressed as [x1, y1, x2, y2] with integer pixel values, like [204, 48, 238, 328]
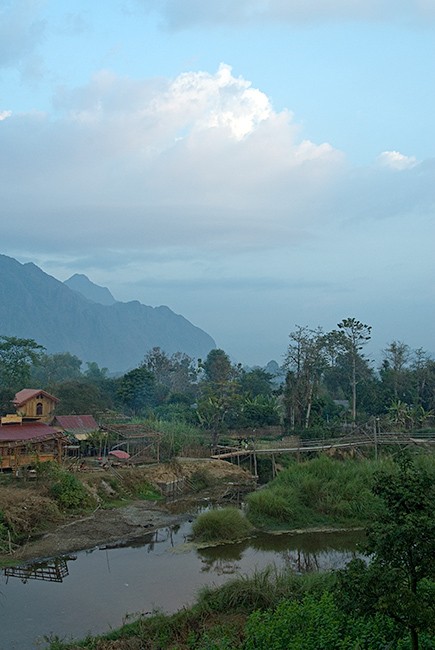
[336, 454, 435, 649]
[0, 335, 45, 390]
[244, 591, 400, 650]
[31, 351, 83, 386]
[192, 507, 254, 543]
[0, 510, 11, 551]
[50, 471, 94, 510]
[36, 463, 94, 511]
[116, 366, 163, 415]
[246, 456, 382, 529]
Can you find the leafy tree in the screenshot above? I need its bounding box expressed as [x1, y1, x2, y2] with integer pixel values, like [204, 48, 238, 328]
[381, 340, 411, 402]
[0, 335, 45, 390]
[31, 351, 83, 386]
[337, 455, 435, 650]
[116, 366, 162, 415]
[201, 348, 235, 385]
[143, 347, 198, 395]
[84, 361, 109, 383]
[242, 395, 280, 427]
[54, 379, 111, 416]
[238, 367, 274, 398]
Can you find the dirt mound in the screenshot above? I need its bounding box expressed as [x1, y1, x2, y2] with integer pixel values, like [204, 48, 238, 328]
[142, 458, 253, 485]
[0, 486, 61, 538]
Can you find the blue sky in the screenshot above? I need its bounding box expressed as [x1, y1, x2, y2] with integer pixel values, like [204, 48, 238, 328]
[1, 0, 434, 366]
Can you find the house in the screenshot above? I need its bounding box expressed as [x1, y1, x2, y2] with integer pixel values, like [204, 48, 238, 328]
[52, 415, 99, 442]
[52, 415, 102, 455]
[0, 419, 66, 471]
[0, 389, 64, 471]
[12, 389, 59, 423]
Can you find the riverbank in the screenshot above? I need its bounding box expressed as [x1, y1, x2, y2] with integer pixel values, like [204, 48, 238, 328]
[0, 459, 254, 564]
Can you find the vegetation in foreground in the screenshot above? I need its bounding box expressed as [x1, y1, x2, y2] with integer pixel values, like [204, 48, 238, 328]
[48, 454, 435, 650]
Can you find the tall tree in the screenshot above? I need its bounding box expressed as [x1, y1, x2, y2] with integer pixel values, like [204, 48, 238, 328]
[284, 326, 327, 429]
[380, 340, 412, 408]
[335, 318, 372, 424]
[143, 347, 197, 395]
[116, 366, 161, 415]
[201, 348, 235, 385]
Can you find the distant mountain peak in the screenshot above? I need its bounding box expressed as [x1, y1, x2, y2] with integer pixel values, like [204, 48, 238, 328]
[0, 254, 215, 371]
[64, 273, 117, 306]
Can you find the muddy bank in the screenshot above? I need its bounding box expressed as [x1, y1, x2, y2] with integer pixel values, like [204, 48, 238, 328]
[8, 500, 191, 562]
[1, 459, 254, 563]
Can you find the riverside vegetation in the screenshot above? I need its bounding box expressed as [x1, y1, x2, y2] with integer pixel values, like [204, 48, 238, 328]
[45, 453, 435, 650]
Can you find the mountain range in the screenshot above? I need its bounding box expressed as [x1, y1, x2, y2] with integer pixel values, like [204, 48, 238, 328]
[0, 254, 215, 372]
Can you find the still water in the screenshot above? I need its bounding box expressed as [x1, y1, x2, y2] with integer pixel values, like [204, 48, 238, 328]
[0, 522, 364, 650]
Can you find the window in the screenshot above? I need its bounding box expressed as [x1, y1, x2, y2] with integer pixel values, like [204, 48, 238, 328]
[36, 402, 43, 416]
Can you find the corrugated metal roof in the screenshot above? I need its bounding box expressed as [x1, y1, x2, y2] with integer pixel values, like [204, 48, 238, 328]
[0, 421, 62, 443]
[13, 389, 59, 406]
[54, 415, 98, 433]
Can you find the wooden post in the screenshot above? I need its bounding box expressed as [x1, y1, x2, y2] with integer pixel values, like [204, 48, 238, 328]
[253, 445, 258, 479]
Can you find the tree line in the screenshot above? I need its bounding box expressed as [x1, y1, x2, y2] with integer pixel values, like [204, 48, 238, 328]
[1, 317, 434, 436]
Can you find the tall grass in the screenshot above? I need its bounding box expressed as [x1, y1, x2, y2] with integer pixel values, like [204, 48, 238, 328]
[246, 456, 386, 529]
[192, 507, 254, 543]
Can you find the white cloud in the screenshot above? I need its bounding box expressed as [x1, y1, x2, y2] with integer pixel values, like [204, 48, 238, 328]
[0, 65, 344, 253]
[377, 150, 418, 170]
[0, 110, 12, 121]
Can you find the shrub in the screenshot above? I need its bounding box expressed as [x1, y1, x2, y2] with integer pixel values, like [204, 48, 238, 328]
[192, 507, 253, 543]
[50, 471, 94, 510]
[244, 591, 401, 650]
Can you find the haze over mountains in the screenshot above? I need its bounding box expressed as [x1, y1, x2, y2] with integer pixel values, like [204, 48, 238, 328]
[0, 254, 215, 372]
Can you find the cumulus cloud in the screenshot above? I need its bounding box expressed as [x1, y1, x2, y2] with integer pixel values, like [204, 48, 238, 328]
[137, 0, 435, 28]
[0, 65, 344, 253]
[377, 150, 418, 171]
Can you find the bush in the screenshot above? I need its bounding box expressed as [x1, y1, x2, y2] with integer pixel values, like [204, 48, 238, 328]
[244, 591, 401, 650]
[192, 507, 253, 543]
[50, 471, 94, 510]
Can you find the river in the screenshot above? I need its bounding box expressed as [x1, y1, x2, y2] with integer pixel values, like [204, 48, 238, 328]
[0, 520, 364, 650]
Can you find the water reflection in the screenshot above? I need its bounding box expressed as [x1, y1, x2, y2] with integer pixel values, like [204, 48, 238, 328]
[3, 556, 74, 584]
[196, 529, 365, 576]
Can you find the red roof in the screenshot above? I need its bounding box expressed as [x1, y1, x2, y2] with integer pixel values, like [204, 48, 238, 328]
[13, 389, 59, 407]
[54, 415, 98, 433]
[0, 421, 64, 444]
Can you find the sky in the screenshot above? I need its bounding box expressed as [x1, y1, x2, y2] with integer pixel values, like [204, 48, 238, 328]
[1, 0, 434, 367]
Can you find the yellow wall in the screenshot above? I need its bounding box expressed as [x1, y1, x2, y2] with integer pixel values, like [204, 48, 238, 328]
[16, 395, 56, 422]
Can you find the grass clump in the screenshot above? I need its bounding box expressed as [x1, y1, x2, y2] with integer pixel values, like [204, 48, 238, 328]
[246, 456, 383, 530]
[192, 507, 254, 543]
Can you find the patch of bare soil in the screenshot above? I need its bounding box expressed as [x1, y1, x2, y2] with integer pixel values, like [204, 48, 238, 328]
[2, 459, 254, 563]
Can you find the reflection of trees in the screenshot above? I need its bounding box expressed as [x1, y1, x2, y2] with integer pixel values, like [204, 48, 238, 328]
[197, 542, 245, 574]
[281, 549, 359, 573]
[281, 549, 320, 573]
[200, 557, 240, 575]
